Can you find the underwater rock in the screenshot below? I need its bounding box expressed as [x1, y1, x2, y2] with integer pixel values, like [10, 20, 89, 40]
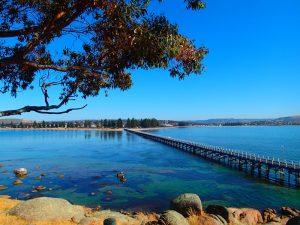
[14, 168, 28, 178]
[116, 172, 125, 179]
[34, 176, 42, 180]
[0, 184, 7, 190]
[106, 190, 113, 195]
[35, 185, 46, 191]
[58, 174, 65, 178]
[13, 180, 23, 185]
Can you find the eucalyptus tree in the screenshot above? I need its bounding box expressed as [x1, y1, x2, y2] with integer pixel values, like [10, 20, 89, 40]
[0, 0, 208, 117]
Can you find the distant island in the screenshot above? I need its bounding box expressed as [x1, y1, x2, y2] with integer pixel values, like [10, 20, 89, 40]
[0, 115, 299, 129]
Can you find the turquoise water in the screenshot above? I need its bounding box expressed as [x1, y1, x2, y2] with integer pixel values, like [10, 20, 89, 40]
[0, 127, 300, 212]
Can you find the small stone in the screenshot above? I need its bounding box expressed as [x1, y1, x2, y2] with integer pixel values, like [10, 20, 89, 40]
[35, 185, 46, 191]
[116, 172, 125, 179]
[58, 174, 65, 178]
[41, 173, 46, 177]
[0, 164, 3, 168]
[0, 184, 7, 190]
[32, 190, 38, 193]
[34, 176, 42, 180]
[48, 188, 53, 191]
[1, 170, 8, 174]
[120, 177, 126, 183]
[13, 180, 23, 185]
[90, 192, 96, 196]
[106, 190, 113, 195]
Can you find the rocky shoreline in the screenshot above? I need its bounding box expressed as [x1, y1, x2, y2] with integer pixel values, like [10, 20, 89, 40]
[0, 193, 299, 225]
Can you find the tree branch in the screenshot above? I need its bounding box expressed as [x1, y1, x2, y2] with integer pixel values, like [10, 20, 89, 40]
[34, 104, 87, 114]
[0, 26, 41, 37]
[0, 103, 87, 117]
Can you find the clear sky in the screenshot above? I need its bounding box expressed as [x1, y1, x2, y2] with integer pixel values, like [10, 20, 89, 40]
[1, 0, 300, 121]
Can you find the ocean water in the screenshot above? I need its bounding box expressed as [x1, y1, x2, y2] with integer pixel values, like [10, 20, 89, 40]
[0, 127, 300, 212]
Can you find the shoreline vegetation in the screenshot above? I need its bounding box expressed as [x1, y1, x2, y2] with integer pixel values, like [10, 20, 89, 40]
[0, 194, 299, 225]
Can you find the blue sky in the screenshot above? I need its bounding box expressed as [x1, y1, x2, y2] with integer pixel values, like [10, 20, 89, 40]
[1, 0, 300, 121]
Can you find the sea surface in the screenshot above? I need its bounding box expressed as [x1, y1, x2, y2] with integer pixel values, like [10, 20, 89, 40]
[0, 126, 300, 212]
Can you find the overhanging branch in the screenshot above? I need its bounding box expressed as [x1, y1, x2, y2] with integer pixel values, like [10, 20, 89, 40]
[0, 104, 87, 117]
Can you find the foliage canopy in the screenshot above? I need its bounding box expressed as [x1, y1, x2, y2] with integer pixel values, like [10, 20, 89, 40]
[0, 0, 208, 116]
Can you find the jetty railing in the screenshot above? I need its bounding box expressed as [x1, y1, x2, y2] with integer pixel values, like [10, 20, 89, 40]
[125, 129, 300, 188]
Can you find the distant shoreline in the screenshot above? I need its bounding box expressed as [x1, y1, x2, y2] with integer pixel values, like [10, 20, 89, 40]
[0, 124, 299, 131]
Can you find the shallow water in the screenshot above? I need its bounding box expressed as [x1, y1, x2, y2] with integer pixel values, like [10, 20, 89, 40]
[0, 127, 299, 212]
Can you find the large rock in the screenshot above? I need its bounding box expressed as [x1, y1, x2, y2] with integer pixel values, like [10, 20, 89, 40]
[282, 207, 300, 218]
[92, 210, 139, 225]
[263, 208, 277, 223]
[206, 205, 230, 222]
[287, 216, 300, 225]
[170, 193, 202, 217]
[79, 217, 101, 225]
[189, 214, 226, 225]
[228, 208, 263, 225]
[159, 210, 189, 225]
[8, 197, 85, 221]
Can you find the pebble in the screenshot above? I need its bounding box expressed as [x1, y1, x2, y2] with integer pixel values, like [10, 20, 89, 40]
[116, 172, 125, 179]
[35, 185, 46, 191]
[90, 192, 96, 196]
[13, 180, 23, 185]
[0, 164, 3, 168]
[0, 184, 7, 190]
[48, 188, 53, 191]
[41, 173, 46, 177]
[34, 176, 42, 180]
[106, 190, 113, 195]
[58, 174, 65, 178]
[120, 177, 126, 183]
[1, 170, 8, 174]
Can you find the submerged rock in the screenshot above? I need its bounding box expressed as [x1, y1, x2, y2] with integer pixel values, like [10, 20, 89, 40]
[116, 172, 125, 179]
[14, 168, 28, 178]
[0, 184, 7, 190]
[106, 190, 113, 195]
[13, 180, 23, 185]
[35, 185, 46, 191]
[158, 210, 189, 225]
[170, 193, 202, 217]
[8, 197, 85, 221]
[34, 176, 42, 180]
